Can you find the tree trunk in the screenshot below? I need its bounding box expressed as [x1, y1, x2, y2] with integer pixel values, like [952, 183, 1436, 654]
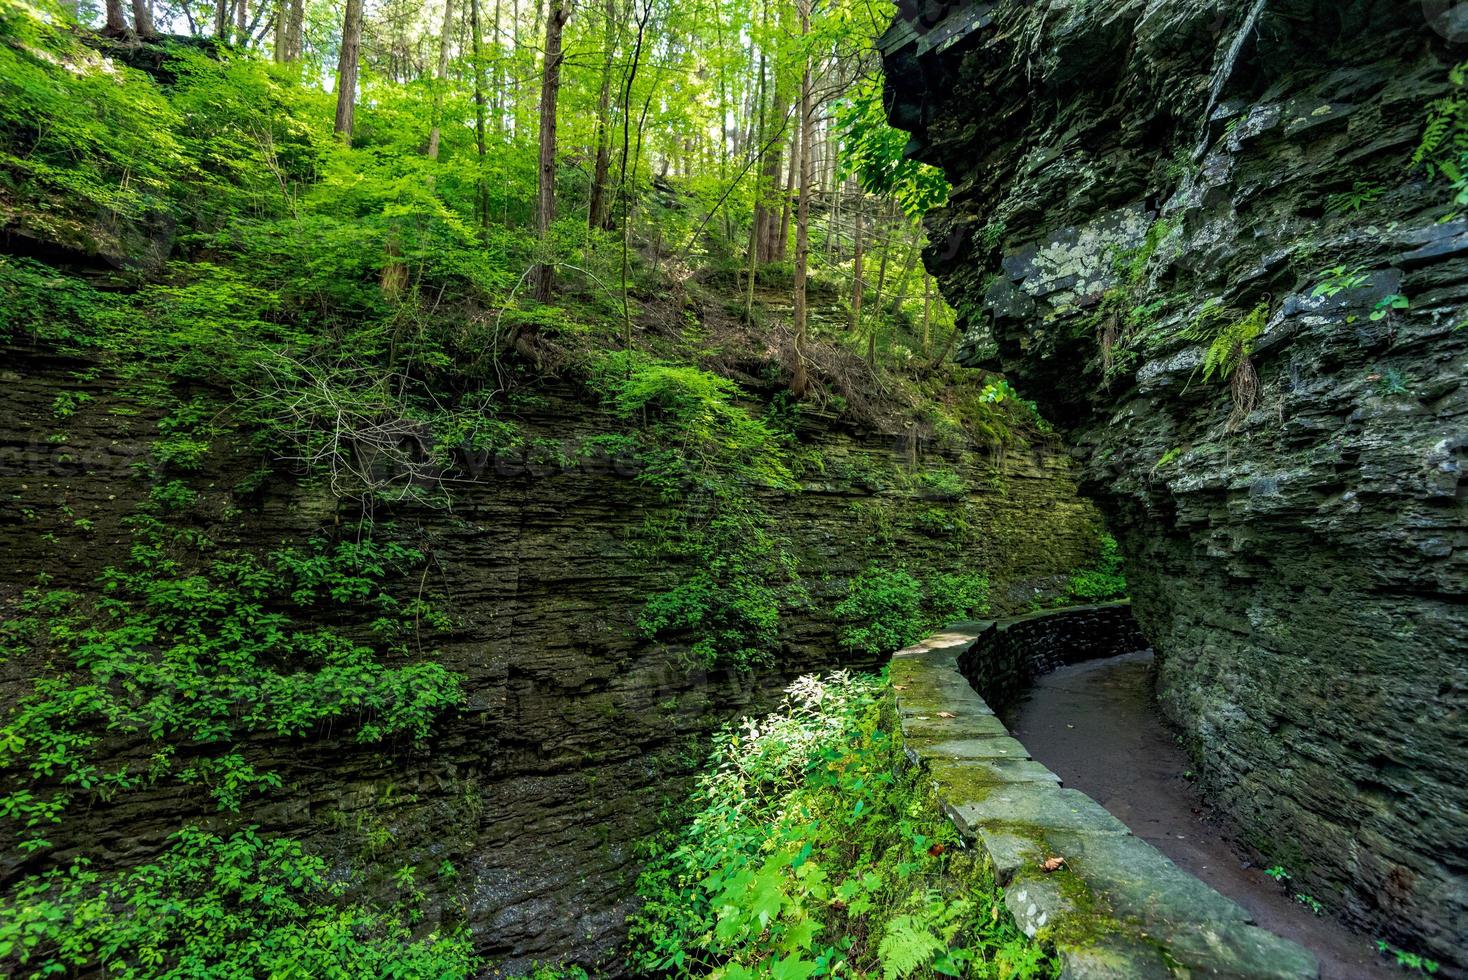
[273, 0, 287, 60]
[213, 0, 227, 36]
[234, 0, 246, 41]
[922, 275, 932, 354]
[776, 111, 798, 262]
[849, 188, 864, 334]
[284, 0, 304, 60]
[871, 197, 898, 313]
[131, 0, 155, 37]
[587, 0, 617, 230]
[426, 0, 456, 160]
[532, 0, 571, 303]
[790, 0, 813, 397]
[470, 0, 490, 228]
[333, 0, 364, 143]
[888, 220, 923, 316]
[103, 0, 129, 34]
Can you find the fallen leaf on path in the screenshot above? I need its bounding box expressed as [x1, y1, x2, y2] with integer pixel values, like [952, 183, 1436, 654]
[1042, 857, 1066, 873]
[937, 711, 957, 719]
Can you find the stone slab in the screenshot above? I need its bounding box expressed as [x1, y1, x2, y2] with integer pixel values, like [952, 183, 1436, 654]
[950, 785, 1131, 837]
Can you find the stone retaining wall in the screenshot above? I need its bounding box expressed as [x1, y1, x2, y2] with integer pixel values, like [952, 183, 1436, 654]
[955, 602, 1147, 710]
[891, 614, 1319, 979]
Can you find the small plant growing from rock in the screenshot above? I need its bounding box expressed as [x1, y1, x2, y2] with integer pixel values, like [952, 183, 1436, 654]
[1199, 301, 1270, 424]
[1375, 940, 1440, 974]
[1294, 893, 1326, 916]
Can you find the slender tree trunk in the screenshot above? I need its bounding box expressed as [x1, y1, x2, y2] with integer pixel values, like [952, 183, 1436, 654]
[213, 0, 227, 36]
[273, 0, 287, 60]
[532, 0, 571, 303]
[491, 0, 504, 134]
[888, 220, 923, 316]
[426, 0, 456, 160]
[131, 0, 154, 37]
[334, 0, 364, 143]
[850, 188, 864, 334]
[743, 17, 767, 311]
[790, 0, 813, 397]
[872, 197, 898, 313]
[776, 112, 798, 262]
[103, 0, 129, 33]
[234, 0, 246, 41]
[470, 0, 490, 228]
[922, 275, 932, 354]
[587, 0, 617, 230]
[284, 0, 304, 60]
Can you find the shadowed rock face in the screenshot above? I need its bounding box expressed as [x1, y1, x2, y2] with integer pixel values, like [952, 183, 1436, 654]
[881, 0, 1467, 968]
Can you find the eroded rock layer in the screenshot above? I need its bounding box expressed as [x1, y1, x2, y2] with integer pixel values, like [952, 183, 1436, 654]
[882, 0, 1467, 968]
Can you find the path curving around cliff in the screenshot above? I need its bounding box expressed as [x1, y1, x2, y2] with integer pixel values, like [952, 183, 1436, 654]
[1006, 651, 1399, 980]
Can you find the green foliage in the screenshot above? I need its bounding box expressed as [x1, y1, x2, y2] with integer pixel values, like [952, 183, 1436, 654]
[1311, 265, 1371, 299]
[1200, 302, 1268, 385]
[1066, 534, 1127, 604]
[0, 4, 184, 250]
[925, 573, 991, 627]
[835, 79, 949, 216]
[0, 826, 476, 977]
[627, 672, 1054, 979]
[1374, 940, 1440, 974]
[834, 567, 990, 657]
[834, 568, 926, 657]
[590, 351, 795, 497]
[0, 514, 462, 848]
[588, 351, 808, 670]
[1324, 181, 1384, 215]
[1412, 61, 1468, 214]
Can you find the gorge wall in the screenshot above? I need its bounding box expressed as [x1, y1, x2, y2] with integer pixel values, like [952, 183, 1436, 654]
[881, 0, 1468, 969]
[0, 343, 1102, 974]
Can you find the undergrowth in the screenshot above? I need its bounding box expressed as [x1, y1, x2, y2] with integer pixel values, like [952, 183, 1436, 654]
[626, 671, 1056, 979]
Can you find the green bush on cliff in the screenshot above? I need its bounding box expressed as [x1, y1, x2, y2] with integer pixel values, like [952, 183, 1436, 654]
[835, 567, 991, 657]
[0, 826, 476, 977]
[626, 671, 1053, 979]
[1066, 534, 1127, 604]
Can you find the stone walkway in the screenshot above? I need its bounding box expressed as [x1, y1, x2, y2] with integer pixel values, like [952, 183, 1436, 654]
[890, 623, 1319, 979]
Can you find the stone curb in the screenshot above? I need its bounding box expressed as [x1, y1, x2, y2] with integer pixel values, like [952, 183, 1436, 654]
[890, 615, 1320, 979]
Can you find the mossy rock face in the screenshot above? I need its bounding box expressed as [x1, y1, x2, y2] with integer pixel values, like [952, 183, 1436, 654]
[883, 0, 1468, 968]
[0, 345, 1104, 975]
[890, 618, 1318, 979]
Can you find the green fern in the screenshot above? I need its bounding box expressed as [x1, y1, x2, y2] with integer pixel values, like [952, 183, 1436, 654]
[878, 915, 946, 979]
[1413, 61, 1468, 181]
[1202, 303, 1269, 384]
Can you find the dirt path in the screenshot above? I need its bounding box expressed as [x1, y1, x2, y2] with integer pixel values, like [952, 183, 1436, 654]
[1003, 651, 1398, 980]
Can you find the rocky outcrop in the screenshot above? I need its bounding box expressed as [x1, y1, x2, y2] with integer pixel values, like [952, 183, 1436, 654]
[882, 0, 1467, 969]
[0, 344, 1102, 973]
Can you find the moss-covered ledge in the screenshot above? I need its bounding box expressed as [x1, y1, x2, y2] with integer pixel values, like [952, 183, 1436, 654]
[890, 617, 1319, 979]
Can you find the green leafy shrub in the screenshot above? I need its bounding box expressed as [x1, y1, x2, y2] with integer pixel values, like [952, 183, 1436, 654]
[926, 572, 991, 625]
[834, 567, 992, 657]
[834, 567, 927, 656]
[626, 671, 1054, 979]
[0, 516, 463, 847]
[1067, 534, 1127, 604]
[0, 826, 476, 977]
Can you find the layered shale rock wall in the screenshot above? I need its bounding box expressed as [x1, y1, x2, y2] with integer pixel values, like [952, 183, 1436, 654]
[881, 0, 1468, 967]
[0, 345, 1101, 973]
